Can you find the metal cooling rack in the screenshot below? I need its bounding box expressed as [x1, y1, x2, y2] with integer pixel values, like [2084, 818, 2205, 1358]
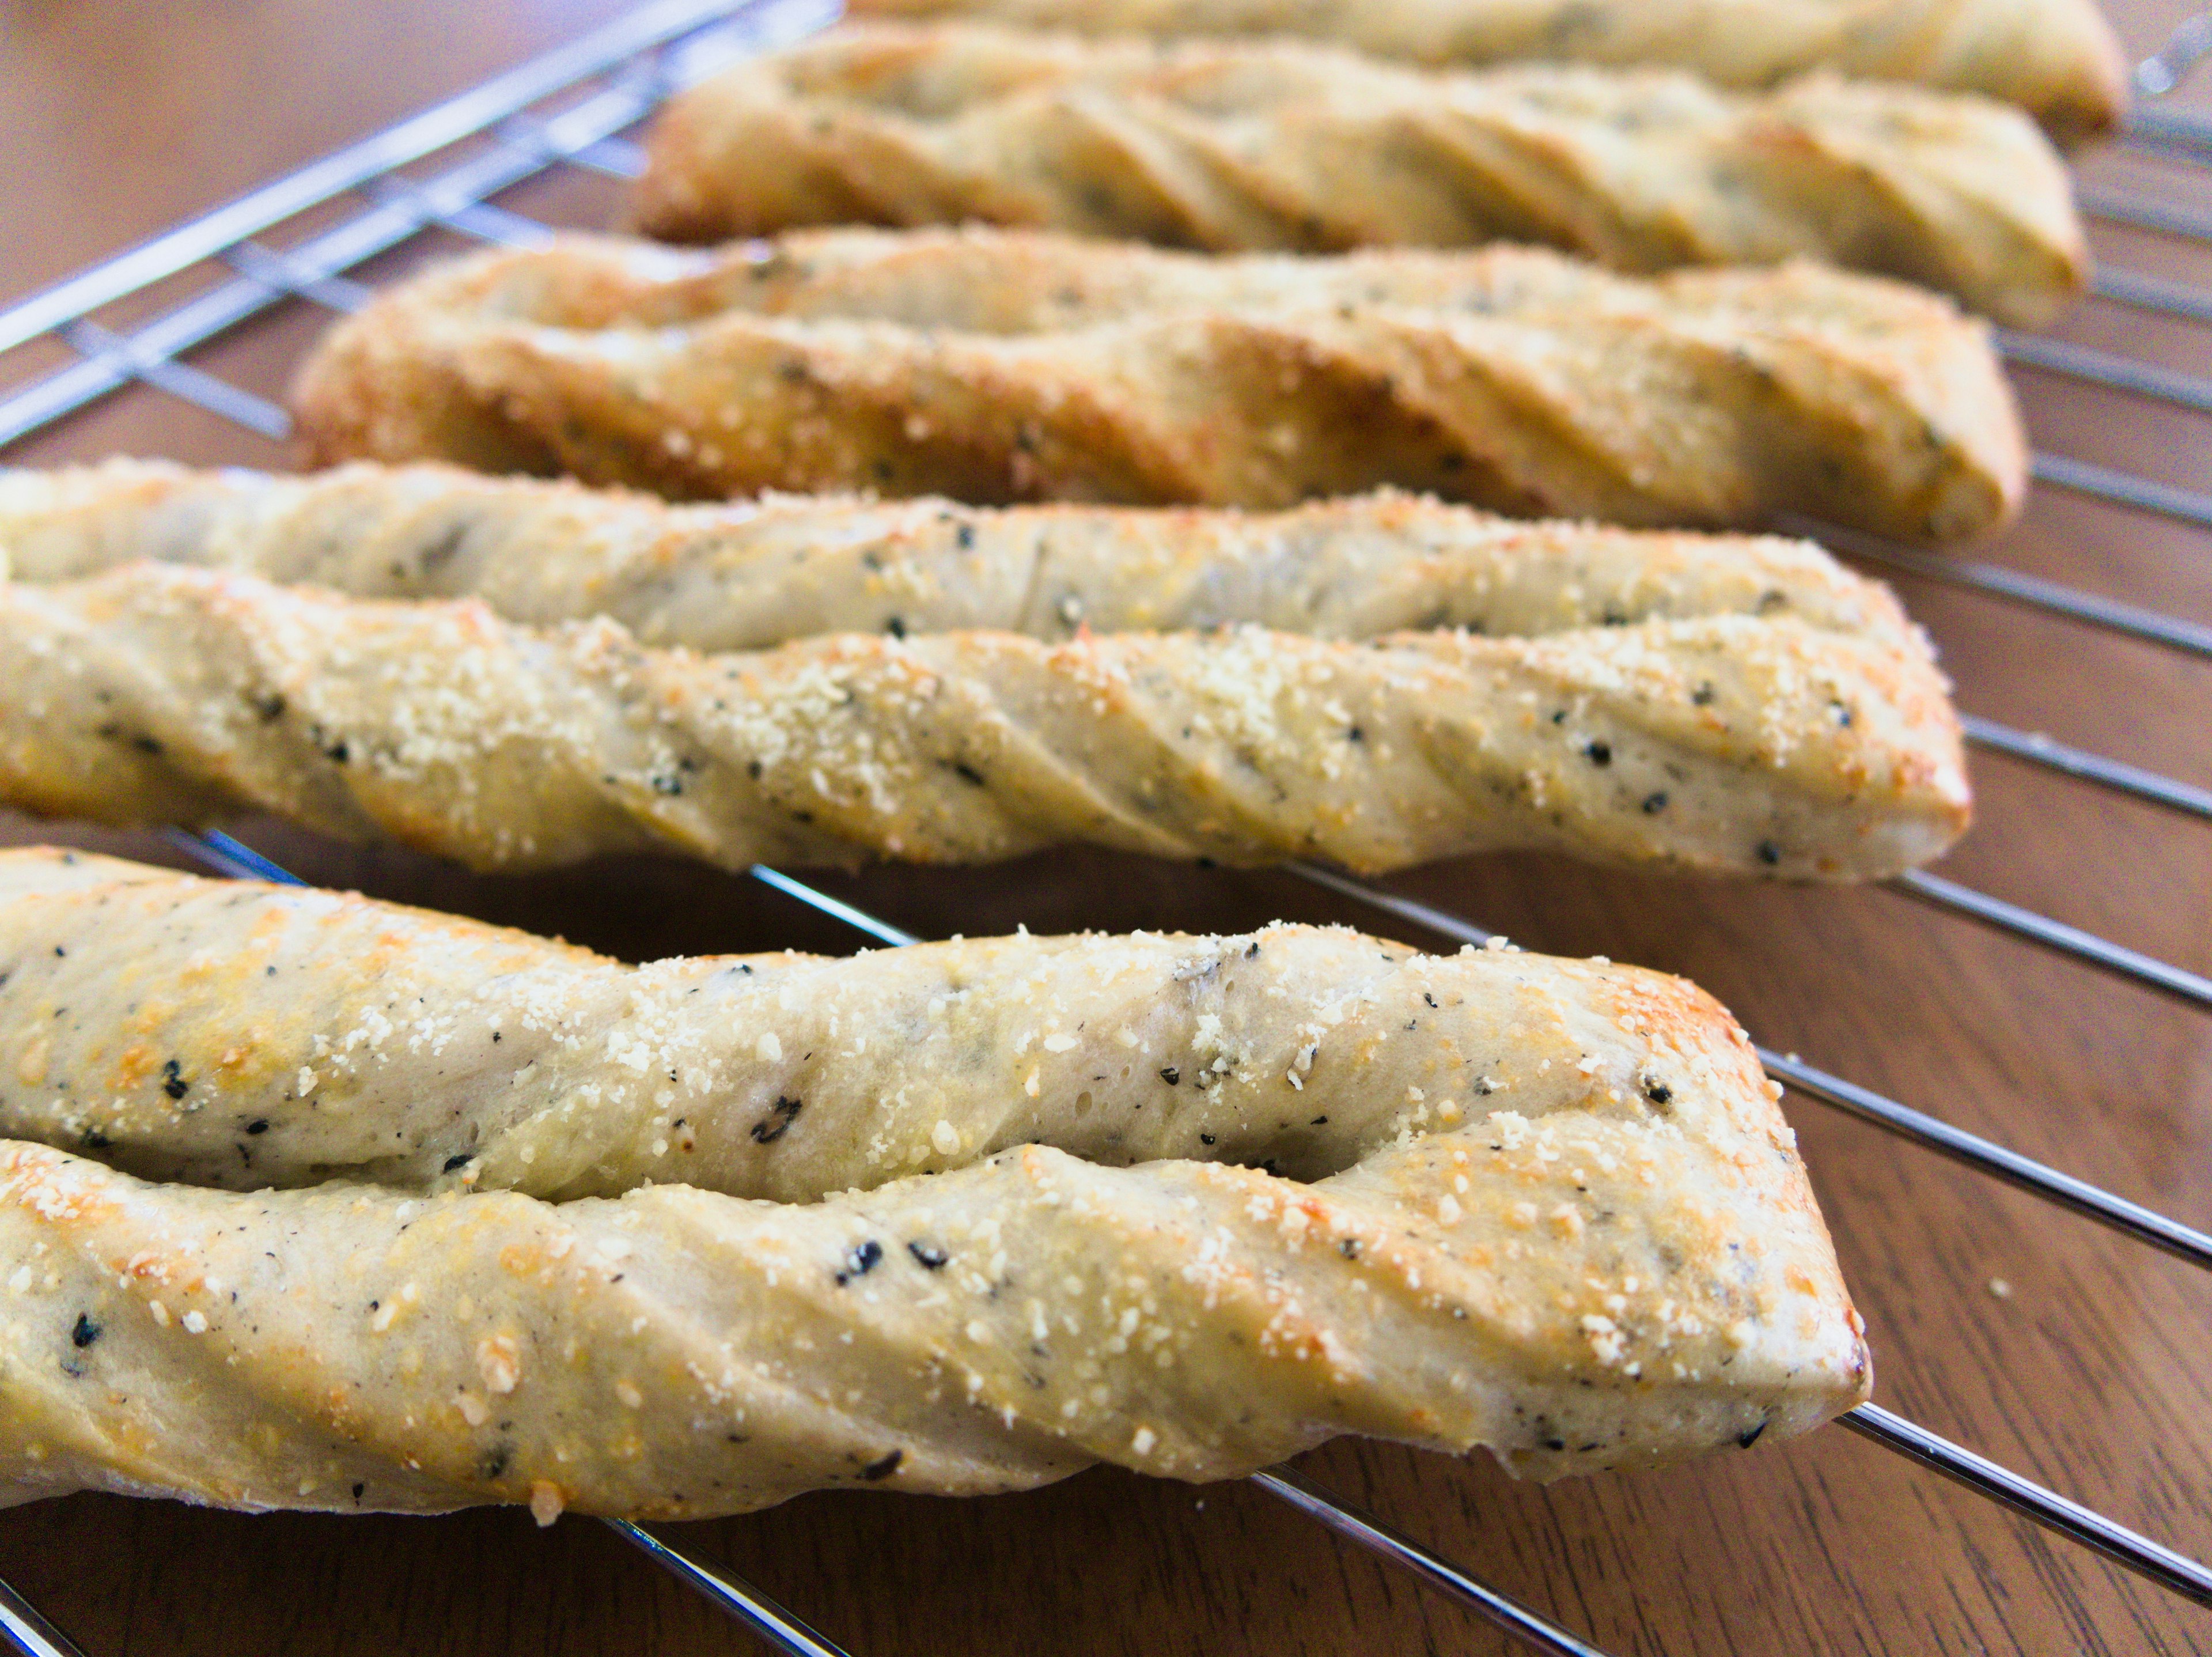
[0, 3, 2208, 1652]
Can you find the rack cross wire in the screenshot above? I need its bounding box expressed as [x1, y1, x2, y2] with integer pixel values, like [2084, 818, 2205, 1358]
[0, 4, 2208, 1653]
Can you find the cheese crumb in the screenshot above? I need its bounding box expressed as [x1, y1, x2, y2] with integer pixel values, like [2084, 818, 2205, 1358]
[478, 1334, 522, 1394]
[1580, 1314, 1626, 1366]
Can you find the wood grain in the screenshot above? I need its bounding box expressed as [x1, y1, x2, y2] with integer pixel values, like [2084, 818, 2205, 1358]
[0, 3, 2207, 1652]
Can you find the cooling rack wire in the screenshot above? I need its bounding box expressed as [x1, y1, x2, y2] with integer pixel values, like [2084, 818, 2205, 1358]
[0, 2, 2208, 1651]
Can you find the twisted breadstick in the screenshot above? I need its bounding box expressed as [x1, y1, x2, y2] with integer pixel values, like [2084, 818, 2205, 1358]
[847, 0, 2127, 138]
[293, 232, 2026, 542]
[631, 25, 2085, 327]
[0, 563, 1968, 880]
[0, 459, 1920, 649]
[0, 849, 1870, 1516]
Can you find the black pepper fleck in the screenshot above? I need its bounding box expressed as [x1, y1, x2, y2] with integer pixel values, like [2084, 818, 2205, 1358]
[907, 1242, 948, 1270]
[750, 1096, 804, 1144]
[835, 1240, 884, 1285]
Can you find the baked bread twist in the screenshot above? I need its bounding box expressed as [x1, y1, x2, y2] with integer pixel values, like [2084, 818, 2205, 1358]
[0, 848, 1871, 1516]
[0, 563, 1969, 880]
[292, 231, 2027, 542]
[631, 25, 2086, 327]
[846, 0, 2128, 138]
[0, 459, 1922, 650]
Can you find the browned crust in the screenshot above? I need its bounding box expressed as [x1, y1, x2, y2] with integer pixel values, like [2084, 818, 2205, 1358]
[289, 230, 2027, 545]
[627, 24, 2088, 326]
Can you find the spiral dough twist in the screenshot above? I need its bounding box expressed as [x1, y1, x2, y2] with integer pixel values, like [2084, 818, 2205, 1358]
[844, 0, 2127, 137]
[292, 230, 2028, 542]
[0, 850, 1870, 1517]
[0, 563, 1968, 880]
[632, 26, 2085, 326]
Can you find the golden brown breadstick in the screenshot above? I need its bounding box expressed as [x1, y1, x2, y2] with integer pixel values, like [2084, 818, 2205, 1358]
[0, 849, 1870, 1516]
[846, 0, 2127, 137]
[0, 563, 1969, 881]
[291, 232, 2027, 542]
[631, 25, 2086, 326]
[0, 457, 1923, 648]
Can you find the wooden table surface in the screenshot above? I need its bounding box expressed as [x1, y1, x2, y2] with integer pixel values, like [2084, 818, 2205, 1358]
[0, 3, 2207, 1652]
